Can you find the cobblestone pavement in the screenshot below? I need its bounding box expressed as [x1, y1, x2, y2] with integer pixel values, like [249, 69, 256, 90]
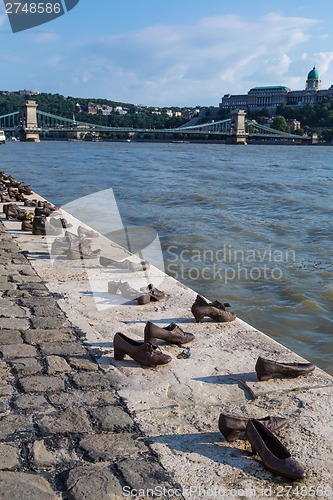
[0, 221, 182, 499]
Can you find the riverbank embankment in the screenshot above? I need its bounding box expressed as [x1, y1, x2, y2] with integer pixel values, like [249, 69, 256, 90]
[1, 188, 333, 499]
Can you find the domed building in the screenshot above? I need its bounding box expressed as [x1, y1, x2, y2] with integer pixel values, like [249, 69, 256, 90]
[220, 66, 333, 115]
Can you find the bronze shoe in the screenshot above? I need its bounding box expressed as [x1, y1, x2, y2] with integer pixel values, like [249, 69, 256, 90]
[113, 332, 172, 366]
[245, 418, 305, 480]
[191, 294, 236, 322]
[218, 413, 287, 442]
[255, 356, 316, 381]
[78, 225, 99, 238]
[144, 321, 195, 346]
[137, 284, 165, 305]
[100, 255, 150, 272]
[107, 281, 140, 300]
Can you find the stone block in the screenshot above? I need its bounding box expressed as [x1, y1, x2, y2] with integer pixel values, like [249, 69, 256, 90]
[0, 317, 29, 330]
[40, 341, 86, 356]
[46, 356, 71, 375]
[0, 444, 20, 470]
[32, 438, 78, 467]
[0, 414, 33, 439]
[18, 375, 65, 394]
[79, 433, 147, 462]
[0, 344, 38, 360]
[31, 305, 61, 317]
[23, 329, 74, 345]
[10, 357, 42, 376]
[90, 406, 136, 432]
[13, 394, 51, 412]
[0, 380, 13, 397]
[71, 371, 114, 390]
[65, 465, 123, 500]
[36, 408, 92, 435]
[30, 316, 70, 329]
[67, 356, 99, 371]
[0, 472, 58, 499]
[118, 458, 176, 493]
[0, 330, 23, 345]
[48, 390, 118, 409]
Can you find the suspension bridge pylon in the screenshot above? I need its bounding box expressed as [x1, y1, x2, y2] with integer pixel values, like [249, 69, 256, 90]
[20, 100, 40, 142]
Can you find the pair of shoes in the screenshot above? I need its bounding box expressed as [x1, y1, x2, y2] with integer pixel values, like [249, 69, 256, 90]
[108, 281, 140, 300]
[246, 418, 306, 480]
[100, 255, 150, 272]
[4, 203, 27, 221]
[191, 294, 236, 322]
[255, 356, 316, 381]
[113, 332, 172, 366]
[78, 225, 99, 238]
[144, 321, 195, 346]
[218, 414, 305, 480]
[218, 413, 287, 442]
[137, 284, 165, 304]
[65, 231, 101, 260]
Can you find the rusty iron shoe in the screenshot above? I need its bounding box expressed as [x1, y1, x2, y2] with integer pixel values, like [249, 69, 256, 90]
[255, 356, 316, 381]
[78, 225, 99, 238]
[218, 413, 288, 442]
[144, 321, 195, 346]
[245, 418, 305, 480]
[113, 332, 172, 366]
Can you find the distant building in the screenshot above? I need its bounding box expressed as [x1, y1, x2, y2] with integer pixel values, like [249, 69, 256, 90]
[220, 67, 333, 114]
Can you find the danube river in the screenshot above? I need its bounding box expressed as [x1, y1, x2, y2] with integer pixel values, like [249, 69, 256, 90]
[2, 140, 333, 374]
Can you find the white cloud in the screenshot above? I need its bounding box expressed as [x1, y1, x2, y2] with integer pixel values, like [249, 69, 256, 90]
[17, 12, 324, 105]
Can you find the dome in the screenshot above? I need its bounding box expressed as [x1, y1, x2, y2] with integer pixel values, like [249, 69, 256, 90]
[308, 67, 319, 79]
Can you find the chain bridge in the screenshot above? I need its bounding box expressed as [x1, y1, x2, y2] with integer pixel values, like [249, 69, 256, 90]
[0, 100, 313, 144]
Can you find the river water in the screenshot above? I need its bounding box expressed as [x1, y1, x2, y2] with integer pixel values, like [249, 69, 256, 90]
[2, 141, 333, 374]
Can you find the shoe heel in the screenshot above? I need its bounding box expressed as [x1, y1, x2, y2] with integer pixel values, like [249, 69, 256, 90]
[114, 347, 126, 360]
[224, 429, 241, 442]
[257, 373, 272, 381]
[192, 310, 204, 323]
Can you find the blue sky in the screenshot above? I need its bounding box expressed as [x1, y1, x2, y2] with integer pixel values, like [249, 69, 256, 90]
[1, 0, 333, 106]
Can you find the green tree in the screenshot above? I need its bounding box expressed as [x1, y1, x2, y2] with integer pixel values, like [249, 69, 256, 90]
[271, 115, 290, 132]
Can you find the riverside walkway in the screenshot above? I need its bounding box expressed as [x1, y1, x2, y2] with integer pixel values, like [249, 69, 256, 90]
[1, 190, 333, 499]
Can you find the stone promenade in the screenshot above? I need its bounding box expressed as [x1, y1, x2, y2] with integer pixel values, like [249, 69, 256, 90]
[0, 220, 181, 499]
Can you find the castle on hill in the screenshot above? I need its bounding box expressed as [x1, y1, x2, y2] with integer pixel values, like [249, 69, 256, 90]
[220, 67, 333, 114]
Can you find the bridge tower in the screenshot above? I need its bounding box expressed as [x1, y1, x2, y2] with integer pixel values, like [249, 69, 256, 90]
[20, 100, 40, 142]
[227, 109, 247, 145]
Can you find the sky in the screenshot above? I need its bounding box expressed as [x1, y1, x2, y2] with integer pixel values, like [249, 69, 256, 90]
[1, 0, 333, 107]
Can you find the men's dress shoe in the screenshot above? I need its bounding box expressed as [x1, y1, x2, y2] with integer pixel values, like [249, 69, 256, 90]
[35, 207, 51, 217]
[144, 321, 195, 346]
[100, 256, 150, 272]
[137, 284, 165, 304]
[107, 281, 140, 300]
[67, 246, 101, 260]
[32, 216, 46, 235]
[113, 332, 172, 366]
[21, 220, 33, 232]
[255, 356, 316, 381]
[245, 419, 305, 480]
[51, 237, 69, 255]
[218, 413, 287, 442]
[191, 295, 236, 323]
[78, 225, 99, 238]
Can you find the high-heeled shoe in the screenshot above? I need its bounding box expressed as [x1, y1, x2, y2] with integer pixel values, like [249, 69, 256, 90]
[191, 295, 236, 322]
[255, 356, 316, 381]
[113, 332, 172, 366]
[218, 413, 287, 442]
[245, 418, 305, 480]
[144, 321, 195, 346]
